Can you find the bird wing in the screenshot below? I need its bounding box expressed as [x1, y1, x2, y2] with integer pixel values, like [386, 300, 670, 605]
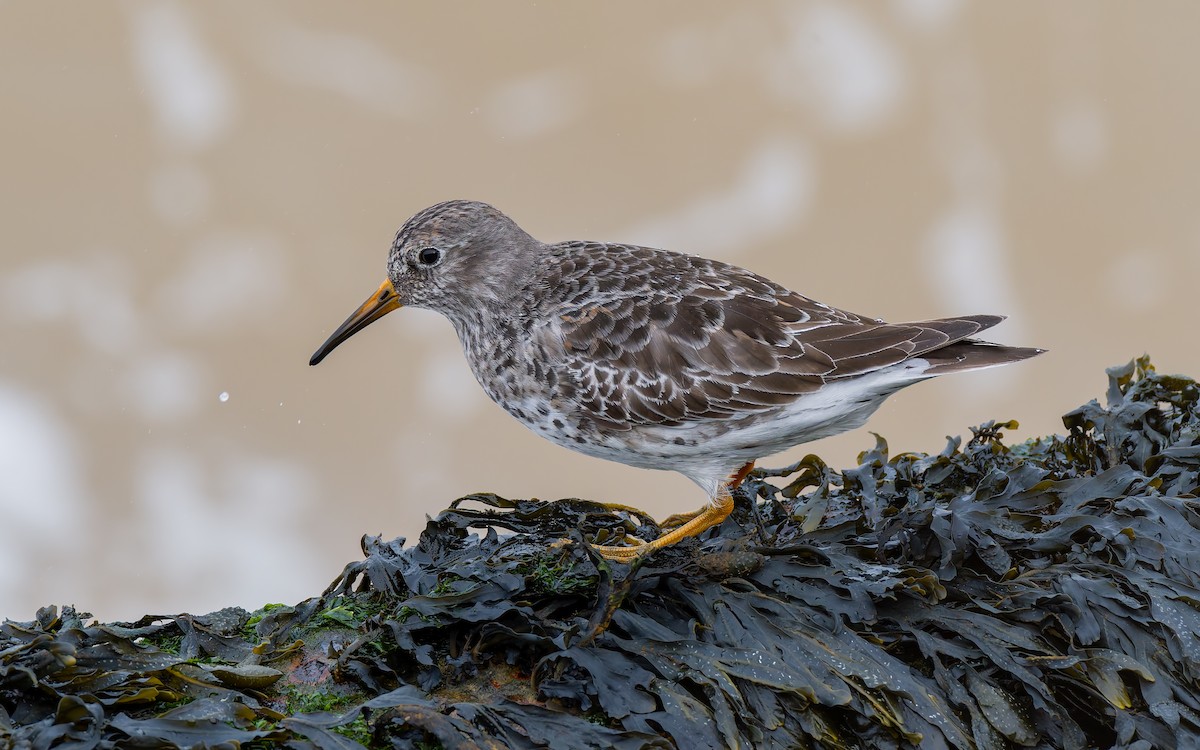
[530, 242, 998, 429]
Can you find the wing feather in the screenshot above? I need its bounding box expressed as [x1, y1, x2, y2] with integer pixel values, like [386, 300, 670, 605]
[531, 243, 1008, 430]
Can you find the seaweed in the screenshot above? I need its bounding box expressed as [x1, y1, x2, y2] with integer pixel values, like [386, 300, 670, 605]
[3, 357, 1199, 748]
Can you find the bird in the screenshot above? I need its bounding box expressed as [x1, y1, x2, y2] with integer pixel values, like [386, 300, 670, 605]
[309, 200, 1043, 561]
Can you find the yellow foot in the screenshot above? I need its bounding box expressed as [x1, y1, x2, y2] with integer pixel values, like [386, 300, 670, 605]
[590, 494, 735, 561]
[659, 508, 703, 531]
[587, 461, 754, 561]
[592, 500, 653, 516]
[590, 542, 647, 563]
[552, 533, 647, 553]
[655, 461, 757, 532]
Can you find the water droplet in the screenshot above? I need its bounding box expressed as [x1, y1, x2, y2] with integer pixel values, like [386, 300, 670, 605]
[218, 391, 229, 403]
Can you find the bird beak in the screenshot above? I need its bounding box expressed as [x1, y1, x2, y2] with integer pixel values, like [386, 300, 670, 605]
[309, 279, 402, 366]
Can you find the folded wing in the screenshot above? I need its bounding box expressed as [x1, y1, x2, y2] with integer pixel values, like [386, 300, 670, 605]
[534, 243, 1038, 429]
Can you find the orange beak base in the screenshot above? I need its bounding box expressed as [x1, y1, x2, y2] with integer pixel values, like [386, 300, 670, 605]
[309, 279, 402, 366]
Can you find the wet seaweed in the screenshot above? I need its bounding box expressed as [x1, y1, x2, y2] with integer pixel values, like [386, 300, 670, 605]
[3, 357, 1199, 748]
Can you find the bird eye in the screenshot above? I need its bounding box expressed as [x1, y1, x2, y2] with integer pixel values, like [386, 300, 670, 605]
[417, 247, 442, 266]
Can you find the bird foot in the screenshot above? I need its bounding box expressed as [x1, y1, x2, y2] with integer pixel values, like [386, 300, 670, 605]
[659, 508, 703, 531]
[633, 460, 760, 535]
[592, 500, 654, 517]
[589, 542, 646, 563]
[587, 461, 753, 561]
[590, 495, 735, 561]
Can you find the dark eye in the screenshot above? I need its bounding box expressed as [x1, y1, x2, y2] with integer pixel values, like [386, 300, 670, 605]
[417, 247, 442, 266]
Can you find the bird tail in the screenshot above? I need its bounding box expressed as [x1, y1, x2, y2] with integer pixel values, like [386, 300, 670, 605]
[922, 340, 1045, 375]
[901, 314, 1045, 375]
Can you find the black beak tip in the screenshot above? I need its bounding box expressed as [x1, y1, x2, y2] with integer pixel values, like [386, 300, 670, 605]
[309, 343, 332, 366]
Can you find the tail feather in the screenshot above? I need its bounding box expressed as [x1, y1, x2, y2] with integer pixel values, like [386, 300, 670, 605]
[921, 340, 1046, 375]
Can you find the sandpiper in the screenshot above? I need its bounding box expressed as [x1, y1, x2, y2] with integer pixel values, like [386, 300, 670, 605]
[310, 200, 1042, 560]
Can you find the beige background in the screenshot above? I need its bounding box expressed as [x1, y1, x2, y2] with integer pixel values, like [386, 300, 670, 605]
[2, 2, 1197, 621]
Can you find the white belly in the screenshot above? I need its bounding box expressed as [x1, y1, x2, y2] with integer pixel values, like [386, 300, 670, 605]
[504, 360, 933, 497]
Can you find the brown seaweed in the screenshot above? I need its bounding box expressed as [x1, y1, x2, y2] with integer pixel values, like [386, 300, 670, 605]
[3, 357, 1199, 748]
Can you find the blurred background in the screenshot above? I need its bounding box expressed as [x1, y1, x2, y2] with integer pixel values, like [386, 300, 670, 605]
[2, 2, 1198, 621]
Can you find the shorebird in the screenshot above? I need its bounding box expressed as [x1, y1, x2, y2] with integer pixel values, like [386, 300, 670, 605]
[310, 200, 1042, 560]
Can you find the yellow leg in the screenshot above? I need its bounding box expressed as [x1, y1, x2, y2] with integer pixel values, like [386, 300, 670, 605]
[658, 507, 704, 531]
[590, 461, 755, 561]
[593, 500, 655, 517]
[591, 493, 735, 562]
[658, 460, 757, 530]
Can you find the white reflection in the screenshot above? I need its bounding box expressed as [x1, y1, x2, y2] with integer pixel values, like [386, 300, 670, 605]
[155, 231, 284, 332]
[1, 259, 75, 322]
[122, 352, 208, 422]
[149, 162, 212, 226]
[923, 202, 1025, 341]
[1052, 99, 1108, 172]
[624, 138, 814, 259]
[891, 0, 965, 32]
[0, 385, 85, 604]
[258, 24, 434, 119]
[769, 3, 905, 132]
[129, 2, 234, 149]
[2, 256, 139, 355]
[132, 448, 321, 611]
[485, 70, 584, 139]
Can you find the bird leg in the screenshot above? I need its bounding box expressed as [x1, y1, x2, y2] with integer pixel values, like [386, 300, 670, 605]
[591, 461, 755, 561]
[591, 495, 735, 562]
[659, 461, 757, 529]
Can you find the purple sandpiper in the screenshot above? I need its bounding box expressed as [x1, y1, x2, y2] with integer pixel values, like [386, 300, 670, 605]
[310, 200, 1043, 561]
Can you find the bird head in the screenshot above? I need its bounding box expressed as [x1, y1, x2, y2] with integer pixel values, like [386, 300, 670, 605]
[309, 200, 536, 366]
